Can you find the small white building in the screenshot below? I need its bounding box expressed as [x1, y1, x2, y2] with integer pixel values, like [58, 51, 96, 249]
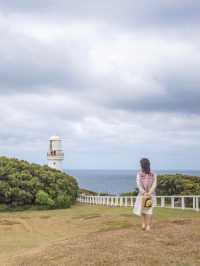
[47, 135, 64, 171]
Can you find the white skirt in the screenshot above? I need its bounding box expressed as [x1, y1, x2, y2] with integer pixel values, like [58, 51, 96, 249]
[133, 193, 154, 216]
[141, 207, 153, 215]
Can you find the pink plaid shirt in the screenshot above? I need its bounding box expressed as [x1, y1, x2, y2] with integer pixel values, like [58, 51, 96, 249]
[139, 171, 155, 193]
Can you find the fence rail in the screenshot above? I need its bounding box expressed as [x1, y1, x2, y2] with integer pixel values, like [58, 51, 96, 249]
[77, 195, 200, 212]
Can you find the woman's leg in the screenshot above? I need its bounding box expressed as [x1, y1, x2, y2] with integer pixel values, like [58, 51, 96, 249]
[141, 213, 146, 229]
[145, 214, 152, 231]
[149, 208, 153, 228]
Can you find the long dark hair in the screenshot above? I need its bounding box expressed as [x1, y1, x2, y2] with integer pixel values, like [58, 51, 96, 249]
[140, 158, 151, 174]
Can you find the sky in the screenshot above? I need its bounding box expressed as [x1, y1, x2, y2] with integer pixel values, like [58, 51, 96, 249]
[0, 0, 200, 170]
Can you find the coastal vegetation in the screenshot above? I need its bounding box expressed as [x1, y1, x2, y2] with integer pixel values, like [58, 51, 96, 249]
[121, 174, 200, 196]
[0, 156, 79, 209]
[156, 174, 200, 195]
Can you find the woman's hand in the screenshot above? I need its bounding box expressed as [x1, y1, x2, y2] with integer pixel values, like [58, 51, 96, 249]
[143, 192, 151, 197]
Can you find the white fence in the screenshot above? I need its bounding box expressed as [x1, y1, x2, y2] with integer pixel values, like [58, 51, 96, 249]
[77, 195, 200, 212]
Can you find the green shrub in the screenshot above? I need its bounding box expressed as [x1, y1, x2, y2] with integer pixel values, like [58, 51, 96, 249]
[0, 156, 79, 208]
[128, 174, 200, 196]
[156, 174, 200, 195]
[56, 194, 71, 208]
[36, 190, 55, 208]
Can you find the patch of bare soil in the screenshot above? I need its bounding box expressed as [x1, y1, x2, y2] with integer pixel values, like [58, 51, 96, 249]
[4, 219, 200, 266]
[0, 220, 21, 226]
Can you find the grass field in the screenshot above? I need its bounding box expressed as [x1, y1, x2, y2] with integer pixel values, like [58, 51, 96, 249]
[0, 203, 200, 266]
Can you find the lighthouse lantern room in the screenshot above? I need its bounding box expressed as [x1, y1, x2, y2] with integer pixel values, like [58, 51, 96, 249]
[47, 135, 64, 171]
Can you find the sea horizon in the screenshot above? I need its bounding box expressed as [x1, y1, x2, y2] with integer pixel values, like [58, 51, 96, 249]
[66, 168, 200, 172]
[66, 169, 200, 195]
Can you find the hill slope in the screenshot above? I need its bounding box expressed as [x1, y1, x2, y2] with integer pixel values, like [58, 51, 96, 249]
[1, 204, 200, 266]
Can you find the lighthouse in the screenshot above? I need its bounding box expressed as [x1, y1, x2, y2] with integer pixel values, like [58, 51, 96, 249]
[47, 135, 64, 171]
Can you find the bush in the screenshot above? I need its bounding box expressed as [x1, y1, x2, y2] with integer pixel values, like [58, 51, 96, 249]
[129, 174, 200, 196]
[56, 194, 71, 208]
[36, 190, 55, 208]
[0, 156, 79, 208]
[156, 174, 200, 195]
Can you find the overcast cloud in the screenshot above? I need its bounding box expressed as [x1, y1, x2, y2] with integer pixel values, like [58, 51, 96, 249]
[0, 1, 200, 170]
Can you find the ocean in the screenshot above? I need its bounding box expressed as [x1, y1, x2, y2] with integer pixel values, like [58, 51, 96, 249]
[66, 169, 200, 195]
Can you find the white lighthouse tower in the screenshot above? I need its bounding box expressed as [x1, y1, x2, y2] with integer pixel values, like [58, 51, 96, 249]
[47, 135, 64, 171]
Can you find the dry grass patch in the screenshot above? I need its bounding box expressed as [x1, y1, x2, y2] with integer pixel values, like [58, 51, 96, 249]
[0, 219, 21, 226]
[71, 213, 101, 220]
[0, 204, 199, 266]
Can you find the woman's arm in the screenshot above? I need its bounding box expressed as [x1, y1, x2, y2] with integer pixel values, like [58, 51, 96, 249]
[136, 173, 145, 194]
[148, 174, 157, 195]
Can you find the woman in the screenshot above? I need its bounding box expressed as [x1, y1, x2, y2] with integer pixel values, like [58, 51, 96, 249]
[133, 158, 157, 231]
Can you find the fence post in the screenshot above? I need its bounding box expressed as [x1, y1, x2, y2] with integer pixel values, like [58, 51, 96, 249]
[102, 196, 105, 205]
[161, 197, 165, 208]
[193, 196, 196, 210]
[196, 196, 199, 212]
[107, 197, 110, 207]
[131, 197, 134, 207]
[154, 196, 157, 207]
[181, 197, 185, 209]
[100, 196, 103, 205]
[171, 197, 175, 208]
[120, 197, 123, 207]
[115, 197, 118, 207]
[111, 197, 114, 207]
[125, 197, 128, 207]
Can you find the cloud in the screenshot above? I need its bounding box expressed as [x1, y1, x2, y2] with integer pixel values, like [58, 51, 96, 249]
[1, 1, 200, 28]
[0, 1, 199, 169]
